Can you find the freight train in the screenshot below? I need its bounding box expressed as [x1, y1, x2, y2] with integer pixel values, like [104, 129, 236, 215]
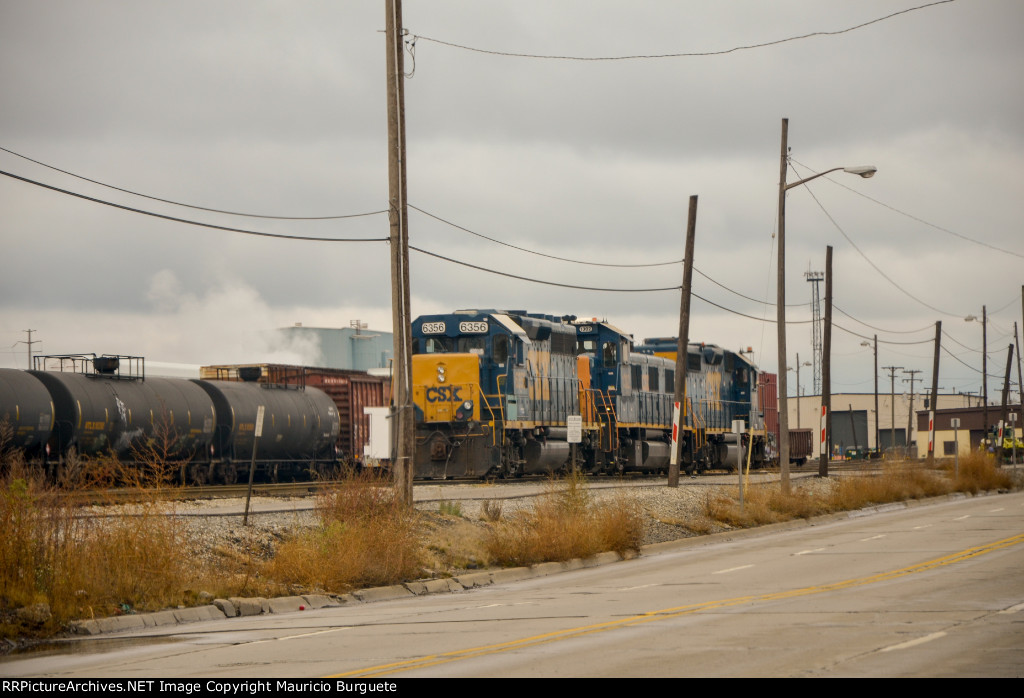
[0, 355, 375, 484]
[1, 311, 778, 482]
[410, 310, 769, 478]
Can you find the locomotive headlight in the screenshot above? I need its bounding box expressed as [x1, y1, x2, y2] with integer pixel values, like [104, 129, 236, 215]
[455, 400, 474, 421]
[437, 365, 447, 383]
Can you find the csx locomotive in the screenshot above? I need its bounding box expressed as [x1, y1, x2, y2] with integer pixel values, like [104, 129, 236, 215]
[410, 309, 768, 478]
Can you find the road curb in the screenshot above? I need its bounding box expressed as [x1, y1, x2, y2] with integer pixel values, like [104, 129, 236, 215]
[66, 488, 1010, 638]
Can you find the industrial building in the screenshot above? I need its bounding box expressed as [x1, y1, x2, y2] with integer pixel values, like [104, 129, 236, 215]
[787, 392, 978, 456]
[273, 322, 393, 371]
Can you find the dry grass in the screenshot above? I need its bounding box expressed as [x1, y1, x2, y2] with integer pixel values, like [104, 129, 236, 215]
[704, 481, 833, 528]
[950, 452, 1015, 493]
[0, 454, 194, 639]
[263, 471, 424, 592]
[484, 472, 644, 567]
[702, 454, 1018, 530]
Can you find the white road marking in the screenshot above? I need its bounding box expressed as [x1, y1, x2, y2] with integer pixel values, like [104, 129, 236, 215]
[618, 584, 659, 591]
[989, 508, 1005, 512]
[953, 515, 970, 521]
[912, 524, 931, 530]
[712, 564, 754, 575]
[998, 602, 1024, 615]
[880, 631, 947, 652]
[860, 534, 886, 542]
[249, 627, 352, 644]
[794, 548, 825, 556]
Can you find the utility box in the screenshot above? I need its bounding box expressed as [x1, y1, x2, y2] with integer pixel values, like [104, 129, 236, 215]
[363, 406, 391, 462]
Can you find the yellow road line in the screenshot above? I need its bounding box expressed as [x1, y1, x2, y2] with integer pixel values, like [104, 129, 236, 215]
[329, 532, 1024, 678]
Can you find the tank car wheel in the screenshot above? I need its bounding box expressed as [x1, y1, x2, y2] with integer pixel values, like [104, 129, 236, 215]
[188, 464, 209, 486]
[218, 462, 238, 485]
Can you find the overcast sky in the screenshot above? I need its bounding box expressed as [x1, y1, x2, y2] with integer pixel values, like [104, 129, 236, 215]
[1, 0, 1022, 401]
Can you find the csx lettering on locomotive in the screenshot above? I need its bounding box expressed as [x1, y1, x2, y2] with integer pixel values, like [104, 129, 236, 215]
[425, 386, 463, 402]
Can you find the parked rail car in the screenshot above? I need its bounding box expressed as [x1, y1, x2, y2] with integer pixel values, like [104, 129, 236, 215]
[409, 310, 770, 479]
[200, 363, 390, 466]
[0, 355, 344, 485]
[0, 368, 55, 457]
[193, 378, 339, 484]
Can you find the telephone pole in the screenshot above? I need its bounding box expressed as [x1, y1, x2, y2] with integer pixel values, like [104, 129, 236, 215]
[386, 0, 414, 504]
[16, 329, 39, 369]
[928, 321, 941, 464]
[882, 365, 904, 452]
[903, 369, 923, 454]
[670, 195, 698, 488]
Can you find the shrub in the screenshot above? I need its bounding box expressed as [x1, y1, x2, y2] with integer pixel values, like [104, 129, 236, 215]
[264, 471, 423, 591]
[485, 472, 643, 566]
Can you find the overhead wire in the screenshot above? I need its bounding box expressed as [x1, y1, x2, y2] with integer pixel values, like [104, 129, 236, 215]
[412, 1, 954, 61]
[788, 160, 961, 318]
[832, 304, 936, 335]
[0, 170, 389, 243]
[814, 163, 1024, 261]
[410, 204, 681, 268]
[0, 146, 387, 220]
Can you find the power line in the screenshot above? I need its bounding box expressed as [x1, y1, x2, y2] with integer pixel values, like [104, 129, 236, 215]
[811, 161, 1024, 261]
[789, 160, 961, 318]
[413, 1, 954, 61]
[410, 204, 681, 268]
[414, 203, 813, 307]
[409, 245, 680, 292]
[0, 146, 386, 221]
[832, 304, 936, 335]
[0, 169, 389, 243]
[411, 244, 815, 323]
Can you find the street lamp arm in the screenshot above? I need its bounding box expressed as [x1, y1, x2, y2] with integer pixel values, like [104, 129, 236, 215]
[784, 165, 876, 191]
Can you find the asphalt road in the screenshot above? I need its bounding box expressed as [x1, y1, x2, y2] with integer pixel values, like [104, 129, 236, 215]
[3, 489, 1022, 678]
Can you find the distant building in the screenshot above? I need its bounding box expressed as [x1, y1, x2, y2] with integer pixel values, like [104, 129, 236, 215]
[788, 392, 976, 454]
[916, 404, 1022, 458]
[274, 321, 393, 371]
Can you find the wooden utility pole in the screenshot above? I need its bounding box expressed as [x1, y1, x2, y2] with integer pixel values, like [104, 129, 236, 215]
[670, 195, 698, 487]
[1015, 321, 1023, 432]
[904, 369, 922, 454]
[819, 246, 832, 477]
[883, 365, 904, 452]
[776, 119, 791, 495]
[928, 321, 941, 464]
[983, 305, 989, 440]
[386, 0, 414, 504]
[1000, 344, 1014, 430]
[872, 335, 879, 453]
[17, 329, 39, 369]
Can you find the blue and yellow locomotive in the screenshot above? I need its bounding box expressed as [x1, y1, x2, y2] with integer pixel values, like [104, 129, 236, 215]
[410, 310, 768, 478]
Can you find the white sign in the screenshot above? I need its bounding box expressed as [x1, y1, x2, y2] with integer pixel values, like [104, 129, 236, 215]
[421, 321, 446, 334]
[566, 415, 582, 444]
[254, 405, 265, 438]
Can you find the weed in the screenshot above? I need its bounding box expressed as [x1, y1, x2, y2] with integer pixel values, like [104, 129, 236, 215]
[438, 500, 464, 518]
[480, 499, 503, 522]
[264, 471, 423, 592]
[484, 472, 643, 566]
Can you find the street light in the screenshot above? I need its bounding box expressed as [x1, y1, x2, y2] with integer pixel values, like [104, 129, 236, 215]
[965, 307, 988, 443]
[777, 118, 876, 491]
[788, 354, 812, 429]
